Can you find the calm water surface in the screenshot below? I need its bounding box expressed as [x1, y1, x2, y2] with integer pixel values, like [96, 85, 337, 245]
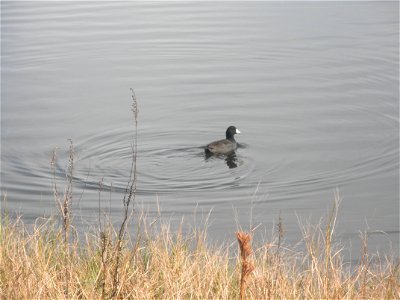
[2, 2, 399, 260]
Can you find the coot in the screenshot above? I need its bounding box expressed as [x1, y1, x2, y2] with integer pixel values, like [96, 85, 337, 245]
[205, 126, 240, 154]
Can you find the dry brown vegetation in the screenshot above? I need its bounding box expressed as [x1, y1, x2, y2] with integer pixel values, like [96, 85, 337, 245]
[0, 199, 399, 299]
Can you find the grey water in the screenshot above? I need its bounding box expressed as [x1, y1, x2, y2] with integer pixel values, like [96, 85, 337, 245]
[1, 1, 399, 261]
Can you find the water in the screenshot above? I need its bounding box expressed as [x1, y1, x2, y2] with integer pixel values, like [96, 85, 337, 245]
[1, 2, 399, 260]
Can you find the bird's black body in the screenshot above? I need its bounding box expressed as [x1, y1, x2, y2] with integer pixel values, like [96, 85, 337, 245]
[205, 126, 240, 155]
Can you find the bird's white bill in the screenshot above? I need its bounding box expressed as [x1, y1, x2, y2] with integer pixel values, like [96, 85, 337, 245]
[236, 129, 241, 134]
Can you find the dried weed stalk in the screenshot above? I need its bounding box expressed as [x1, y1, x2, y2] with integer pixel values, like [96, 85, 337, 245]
[237, 231, 255, 300]
[51, 139, 75, 298]
[111, 89, 139, 298]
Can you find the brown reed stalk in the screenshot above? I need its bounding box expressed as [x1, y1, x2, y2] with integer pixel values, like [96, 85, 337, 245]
[236, 231, 255, 300]
[324, 191, 340, 297]
[276, 213, 284, 256]
[51, 139, 75, 298]
[111, 89, 139, 298]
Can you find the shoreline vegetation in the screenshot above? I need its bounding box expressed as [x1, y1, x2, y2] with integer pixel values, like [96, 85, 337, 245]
[1, 196, 399, 299]
[1, 92, 399, 299]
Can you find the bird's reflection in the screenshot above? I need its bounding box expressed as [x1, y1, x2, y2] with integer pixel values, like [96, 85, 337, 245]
[224, 152, 238, 169]
[204, 151, 238, 169]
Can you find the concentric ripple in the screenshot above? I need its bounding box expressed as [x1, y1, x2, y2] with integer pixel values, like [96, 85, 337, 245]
[73, 127, 257, 194]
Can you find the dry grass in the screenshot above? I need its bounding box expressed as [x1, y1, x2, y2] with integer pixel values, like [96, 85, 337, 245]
[0, 201, 398, 300]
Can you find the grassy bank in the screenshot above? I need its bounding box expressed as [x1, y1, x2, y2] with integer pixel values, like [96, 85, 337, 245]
[0, 203, 398, 299]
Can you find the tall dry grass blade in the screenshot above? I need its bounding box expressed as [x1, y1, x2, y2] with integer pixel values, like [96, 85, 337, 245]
[111, 89, 139, 298]
[51, 139, 75, 298]
[323, 191, 340, 297]
[237, 231, 255, 300]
